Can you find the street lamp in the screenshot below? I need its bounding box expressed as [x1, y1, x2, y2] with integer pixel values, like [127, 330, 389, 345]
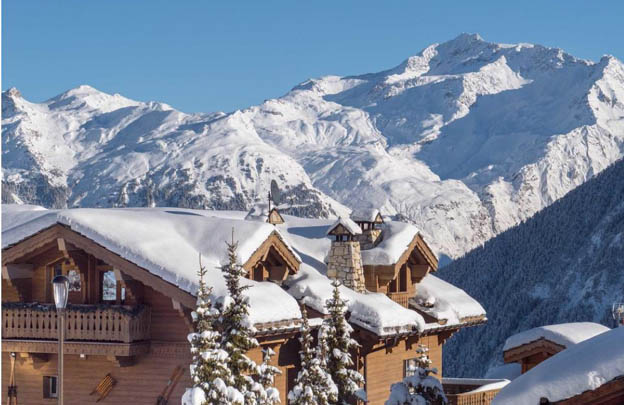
[52, 275, 69, 405]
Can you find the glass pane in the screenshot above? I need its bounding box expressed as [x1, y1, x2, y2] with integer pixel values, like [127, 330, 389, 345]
[405, 359, 418, 377]
[50, 376, 57, 397]
[102, 271, 117, 301]
[68, 269, 81, 292]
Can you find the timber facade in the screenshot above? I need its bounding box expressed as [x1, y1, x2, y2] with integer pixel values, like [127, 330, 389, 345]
[2, 208, 486, 404]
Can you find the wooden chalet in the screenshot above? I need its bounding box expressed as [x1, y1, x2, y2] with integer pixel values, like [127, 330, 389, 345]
[502, 323, 611, 374]
[1, 210, 302, 405]
[493, 326, 624, 405]
[2, 205, 487, 405]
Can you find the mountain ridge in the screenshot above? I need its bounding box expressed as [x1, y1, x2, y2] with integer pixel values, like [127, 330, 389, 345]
[3, 33, 624, 258]
[438, 157, 624, 378]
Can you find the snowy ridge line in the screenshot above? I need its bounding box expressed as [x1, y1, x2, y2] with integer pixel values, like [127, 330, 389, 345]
[5, 34, 624, 260]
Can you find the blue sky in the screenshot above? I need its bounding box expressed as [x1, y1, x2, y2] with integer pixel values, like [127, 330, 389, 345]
[3, 1, 623, 113]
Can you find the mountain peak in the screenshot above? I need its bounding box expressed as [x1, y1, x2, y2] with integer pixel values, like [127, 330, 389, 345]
[47, 84, 140, 112]
[53, 84, 108, 99]
[451, 32, 484, 43]
[3, 87, 22, 99]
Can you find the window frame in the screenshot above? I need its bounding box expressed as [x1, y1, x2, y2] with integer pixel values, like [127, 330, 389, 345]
[43, 375, 58, 399]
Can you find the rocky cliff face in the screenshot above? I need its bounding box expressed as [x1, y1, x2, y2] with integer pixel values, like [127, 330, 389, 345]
[3, 34, 624, 258]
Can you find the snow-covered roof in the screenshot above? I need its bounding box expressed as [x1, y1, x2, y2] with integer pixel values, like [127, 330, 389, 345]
[442, 378, 510, 393]
[245, 203, 271, 222]
[2, 204, 481, 338]
[326, 216, 362, 236]
[2, 204, 302, 325]
[361, 222, 422, 266]
[411, 274, 486, 325]
[351, 208, 382, 223]
[493, 326, 623, 405]
[502, 322, 611, 352]
[278, 216, 425, 336]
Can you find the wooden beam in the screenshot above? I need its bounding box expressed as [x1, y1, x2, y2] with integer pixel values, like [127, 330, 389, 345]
[172, 299, 194, 333]
[503, 338, 566, 364]
[107, 355, 137, 367]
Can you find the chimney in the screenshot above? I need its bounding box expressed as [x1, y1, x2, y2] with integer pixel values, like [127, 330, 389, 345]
[351, 208, 384, 250]
[325, 217, 366, 293]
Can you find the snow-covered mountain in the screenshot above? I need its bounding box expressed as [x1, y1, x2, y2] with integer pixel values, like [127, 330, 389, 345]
[3, 33, 624, 258]
[438, 158, 624, 378]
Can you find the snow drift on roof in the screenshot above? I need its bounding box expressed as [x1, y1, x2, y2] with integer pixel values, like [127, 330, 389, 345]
[2, 205, 480, 337]
[361, 221, 421, 266]
[493, 326, 622, 405]
[351, 208, 381, 223]
[502, 322, 610, 352]
[326, 216, 362, 236]
[411, 274, 486, 325]
[278, 216, 425, 335]
[2, 204, 301, 325]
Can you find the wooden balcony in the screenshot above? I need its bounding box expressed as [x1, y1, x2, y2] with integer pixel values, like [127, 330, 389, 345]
[447, 390, 500, 405]
[443, 378, 507, 405]
[2, 303, 151, 344]
[387, 291, 411, 308]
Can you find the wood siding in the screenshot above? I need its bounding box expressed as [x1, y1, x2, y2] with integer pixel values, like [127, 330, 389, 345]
[1, 351, 193, 405]
[362, 335, 442, 405]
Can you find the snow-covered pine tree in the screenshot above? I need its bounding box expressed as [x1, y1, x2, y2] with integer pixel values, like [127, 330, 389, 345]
[184, 259, 239, 405]
[322, 280, 365, 404]
[257, 347, 281, 405]
[288, 305, 338, 405]
[218, 233, 276, 405]
[385, 344, 447, 405]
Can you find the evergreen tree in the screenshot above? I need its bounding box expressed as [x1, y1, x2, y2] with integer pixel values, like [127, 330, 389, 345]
[288, 305, 338, 405]
[186, 259, 239, 405]
[257, 347, 281, 405]
[322, 281, 365, 404]
[218, 233, 277, 405]
[385, 344, 447, 405]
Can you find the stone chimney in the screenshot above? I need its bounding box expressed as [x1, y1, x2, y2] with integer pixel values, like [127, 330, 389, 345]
[325, 217, 366, 293]
[351, 208, 384, 250]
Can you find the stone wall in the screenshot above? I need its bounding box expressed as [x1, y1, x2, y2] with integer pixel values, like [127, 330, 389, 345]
[355, 228, 382, 250]
[326, 241, 366, 292]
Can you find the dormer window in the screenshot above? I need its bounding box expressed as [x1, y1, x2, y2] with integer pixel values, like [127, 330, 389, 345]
[388, 264, 409, 293]
[245, 232, 300, 283]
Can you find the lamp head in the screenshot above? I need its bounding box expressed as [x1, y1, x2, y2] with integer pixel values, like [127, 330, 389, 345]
[52, 275, 69, 310]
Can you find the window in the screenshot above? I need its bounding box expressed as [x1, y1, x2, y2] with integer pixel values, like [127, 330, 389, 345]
[389, 265, 408, 293]
[68, 269, 81, 292]
[43, 376, 58, 398]
[399, 265, 407, 292]
[404, 358, 418, 377]
[100, 270, 125, 303]
[252, 265, 265, 281]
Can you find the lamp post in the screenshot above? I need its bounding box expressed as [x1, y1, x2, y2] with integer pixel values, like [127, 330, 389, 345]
[52, 275, 69, 405]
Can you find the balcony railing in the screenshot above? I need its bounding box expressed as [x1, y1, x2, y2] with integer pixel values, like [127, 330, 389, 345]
[447, 389, 501, 405]
[387, 291, 411, 308]
[443, 378, 508, 405]
[2, 303, 151, 343]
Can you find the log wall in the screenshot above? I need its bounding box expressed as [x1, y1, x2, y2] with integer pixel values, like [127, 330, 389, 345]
[1, 351, 193, 405]
[363, 334, 442, 405]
